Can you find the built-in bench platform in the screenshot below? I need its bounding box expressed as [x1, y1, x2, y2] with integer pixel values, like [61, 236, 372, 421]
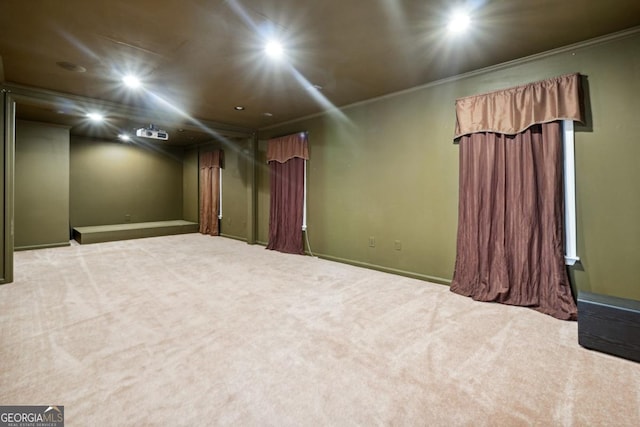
[72, 220, 199, 244]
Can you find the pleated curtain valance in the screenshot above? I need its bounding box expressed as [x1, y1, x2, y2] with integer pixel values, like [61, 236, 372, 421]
[267, 133, 309, 163]
[200, 150, 223, 169]
[453, 73, 583, 140]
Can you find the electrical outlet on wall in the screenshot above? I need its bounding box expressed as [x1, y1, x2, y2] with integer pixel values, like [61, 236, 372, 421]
[368, 236, 376, 248]
[394, 240, 402, 251]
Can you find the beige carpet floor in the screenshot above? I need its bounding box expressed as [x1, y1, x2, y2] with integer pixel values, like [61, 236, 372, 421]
[1, 234, 639, 426]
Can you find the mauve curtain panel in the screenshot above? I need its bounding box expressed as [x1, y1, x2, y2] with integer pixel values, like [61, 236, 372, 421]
[199, 150, 223, 236]
[451, 74, 583, 320]
[266, 133, 309, 254]
[451, 123, 577, 319]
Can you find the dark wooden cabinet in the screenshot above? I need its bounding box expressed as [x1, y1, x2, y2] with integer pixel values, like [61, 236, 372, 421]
[578, 291, 640, 363]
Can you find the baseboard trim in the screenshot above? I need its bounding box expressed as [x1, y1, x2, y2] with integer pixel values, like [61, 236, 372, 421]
[220, 233, 248, 242]
[252, 240, 451, 285]
[308, 251, 452, 286]
[15, 242, 71, 251]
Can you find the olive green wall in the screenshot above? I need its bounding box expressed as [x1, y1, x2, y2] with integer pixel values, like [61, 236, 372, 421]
[197, 140, 250, 240]
[221, 140, 250, 240]
[258, 31, 640, 300]
[15, 120, 70, 250]
[183, 148, 199, 222]
[256, 145, 270, 245]
[70, 136, 184, 227]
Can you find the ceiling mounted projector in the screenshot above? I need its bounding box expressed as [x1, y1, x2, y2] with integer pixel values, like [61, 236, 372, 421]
[136, 125, 169, 140]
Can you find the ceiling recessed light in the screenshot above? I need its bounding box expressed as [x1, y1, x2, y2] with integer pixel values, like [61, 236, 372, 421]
[234, 106, 245, 111]
[86, 112, 104, 122]
[263, 112, 273, 117]
[265, 40, 284, 59]
[448, 10, 471, 34]
[118, 134, 131, 142]
[122, 74, 142, 89]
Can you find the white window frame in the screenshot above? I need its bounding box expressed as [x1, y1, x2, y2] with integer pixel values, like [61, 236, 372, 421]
[563, 120, 579, 266]
[302, 159, 307, 231]
[218, 168, 223, 220]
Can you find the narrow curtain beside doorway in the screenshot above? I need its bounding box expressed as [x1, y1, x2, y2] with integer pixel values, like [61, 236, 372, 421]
[199, 150, 223, 236]
[266, 133, 309, 254]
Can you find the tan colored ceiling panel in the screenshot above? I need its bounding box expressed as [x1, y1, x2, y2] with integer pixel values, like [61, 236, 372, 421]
[1, 0, 639, 133]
